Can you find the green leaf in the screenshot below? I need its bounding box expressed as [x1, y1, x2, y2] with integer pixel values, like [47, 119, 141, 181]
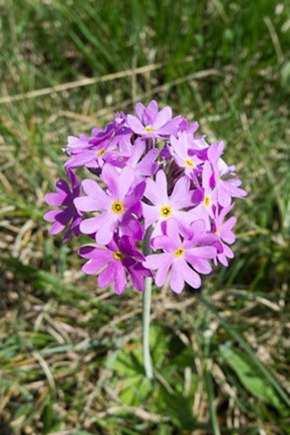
[118, 374, 152, 406]
[157, 386, 197, 430]
[221, 344, 288, 416]
[150, 325, 169, 368]
[113, 344, 143, 376]
[198, 295, 290, 410]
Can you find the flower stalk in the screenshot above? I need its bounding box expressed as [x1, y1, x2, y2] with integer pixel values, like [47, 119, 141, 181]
[142, 227, 153, 380]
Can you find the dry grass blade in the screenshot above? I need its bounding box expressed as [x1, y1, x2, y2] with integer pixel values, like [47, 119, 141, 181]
[0, 63, 162, 104]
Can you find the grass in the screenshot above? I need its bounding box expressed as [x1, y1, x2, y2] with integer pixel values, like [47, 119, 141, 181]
[0, 0, 290, 433]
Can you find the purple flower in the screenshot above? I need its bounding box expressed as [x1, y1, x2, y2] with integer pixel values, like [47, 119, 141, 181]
[44, 169, 82, 242]
[89, 112, 131, 147]
[65, 140, 120, 170]
[208, 142, 247, 207]
[127, 100, 182, 139]
[178, 119, 200, 135]
[169, 132, 203, 178]
[79, 235, 151, 294]
[189, 161, 217, 230]
[212, 205, 237, 266]
[74, 164, 145, 245]
[143, 220, 217, 293]
[123, 139, 159, 180]
[64, 133, 92, 156]
[142, 170, 194, 239]
[65, 114, 132, 170]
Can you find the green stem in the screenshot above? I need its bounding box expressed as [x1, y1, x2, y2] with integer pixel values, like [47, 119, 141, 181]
[142, 228, 153, 380]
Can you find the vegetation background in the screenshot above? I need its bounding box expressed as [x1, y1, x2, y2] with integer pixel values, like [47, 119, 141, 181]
[0, 0, 290, 433]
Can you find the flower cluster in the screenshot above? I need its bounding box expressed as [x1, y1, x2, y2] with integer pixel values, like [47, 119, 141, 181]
[45, 101, 246, 294]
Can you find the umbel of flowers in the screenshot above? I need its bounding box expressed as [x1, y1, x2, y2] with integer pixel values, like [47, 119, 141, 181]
[45, 100, 246, 295]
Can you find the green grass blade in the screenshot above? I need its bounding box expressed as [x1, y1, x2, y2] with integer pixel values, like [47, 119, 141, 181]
[204, 365, 221, 435]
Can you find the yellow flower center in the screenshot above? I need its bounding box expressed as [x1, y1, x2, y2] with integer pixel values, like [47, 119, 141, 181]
[111, 201, 125, 214]
[97, 149, 106, 156]
[160, 205, 173, 218]
[204, 195, 211, 207]
[174, 247, 185, 257]
[113, 251, 125, 261]
[144, 125, 155, 132]
[215, 227, 221, 235]
[185, 158, 195, 168]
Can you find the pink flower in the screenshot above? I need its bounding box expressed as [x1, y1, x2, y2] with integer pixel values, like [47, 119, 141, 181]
[127, 100, 182, 139]
[208, 142, 247, 207]
[74, 164, 145, 245]
[189, 161, 217, 230]
[142, 170, 194, 239]
[143, 221, 217, 293]
[123, 139, 159, 180]
[212, 204, 237, 266]
[44, 169, 82, 243]
[79, 235, 151, 294]
[169, 132, 203, 178]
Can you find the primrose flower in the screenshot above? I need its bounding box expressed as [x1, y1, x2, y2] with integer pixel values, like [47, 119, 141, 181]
[45, 99, 246, 295]
[127, 100, 182, 138]
[64, 133, 91, 154]
[212, 204, 237, 266]
[74, 164, 145, 245]
[123, 139, 159, 180]
[79, 235, 151, 294]
[208, 142, 247, 207]
[142, 170, 194, 239]
[189, 161, 217, 230]
[169, 132, 203, 178]
[44, 169, 82, 242]
[144, 221, 217, 293]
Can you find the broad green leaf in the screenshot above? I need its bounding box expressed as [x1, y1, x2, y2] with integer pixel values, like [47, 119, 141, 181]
[198, 295, 290, 409]
[113, 345, 143, 376]
[157, 386, 197, 430]
[150, 325, 170, 368]
[221, 344, 288, 416]
[118, 374, 152, 406]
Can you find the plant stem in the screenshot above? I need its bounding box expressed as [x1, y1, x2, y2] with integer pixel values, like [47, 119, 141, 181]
[142, 228, 153, 380]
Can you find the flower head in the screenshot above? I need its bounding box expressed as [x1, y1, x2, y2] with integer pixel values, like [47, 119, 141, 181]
[45, 100, 246, 294]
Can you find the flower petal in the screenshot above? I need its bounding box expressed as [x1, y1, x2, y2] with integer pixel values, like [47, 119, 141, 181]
[170, 260, 185, 293]
[95, 214, 118, 245]
[182, 262, 202, 289]
[152, 106, 172, 129]
[127, 115, 146, 134]
[98, 263, 115, 288]
[82, 179, 111, 206]
[135, 102, 145, 120]
[101, 164, 120, 198]
[155, 254, 173, 287]
[170, 176, 192, 209]
[45, 192, 65, 207]
[114, 263, 127, 295]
